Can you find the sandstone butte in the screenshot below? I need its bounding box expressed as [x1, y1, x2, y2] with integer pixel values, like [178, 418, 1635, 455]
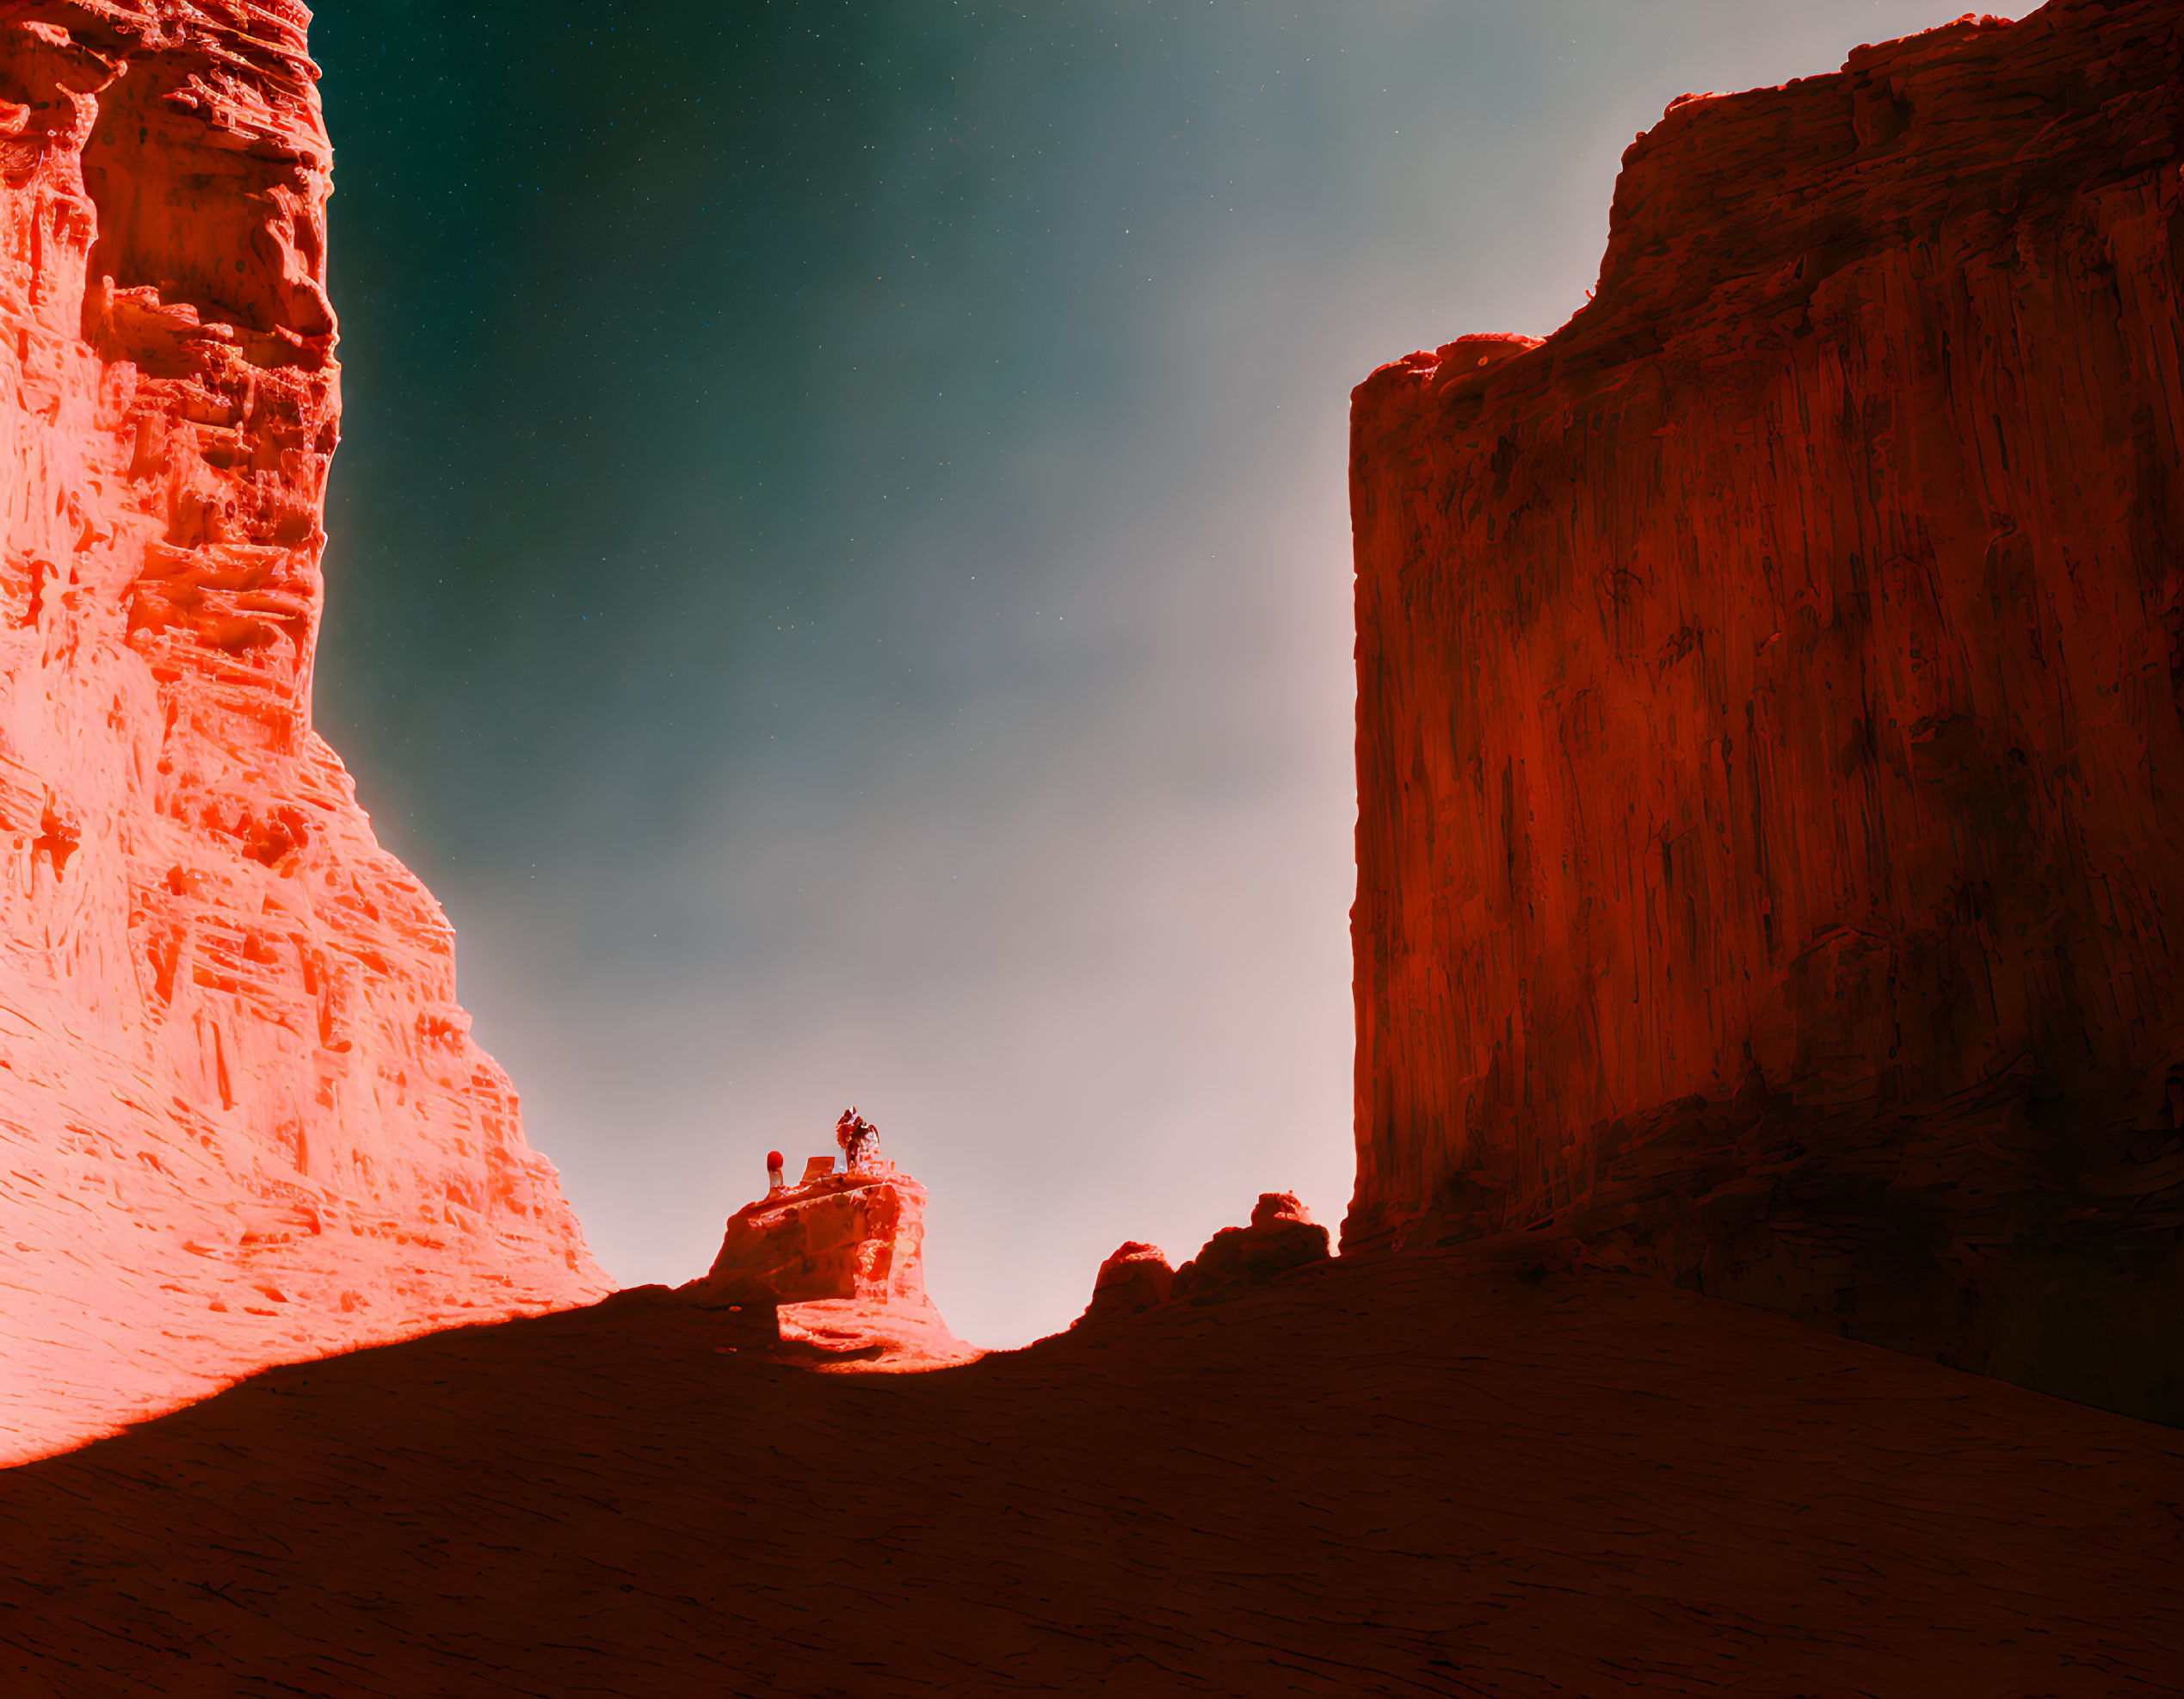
[0, 0, 608, 1467]
[1348, 0, 2184, 1424]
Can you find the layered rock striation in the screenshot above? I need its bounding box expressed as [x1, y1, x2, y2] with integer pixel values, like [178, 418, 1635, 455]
[1348, 0, 2184, 1418]
[0, 1, 607, 1465]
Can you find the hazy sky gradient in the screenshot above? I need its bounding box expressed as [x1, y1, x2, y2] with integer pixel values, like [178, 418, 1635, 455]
[310, 0, 2027, 1346]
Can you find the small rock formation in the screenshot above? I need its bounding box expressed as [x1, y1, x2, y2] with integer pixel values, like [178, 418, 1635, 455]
[1069, 1197, 1332, 1328]
[1171, 1194, 1331, 1306]
[0, 2, 607, 1465]
[1070, 1240, 1175, 1330]
[701, 1161, 929, 1306]
[690, 1158, 977, 1370]
[1346, 0, 2184, 1419]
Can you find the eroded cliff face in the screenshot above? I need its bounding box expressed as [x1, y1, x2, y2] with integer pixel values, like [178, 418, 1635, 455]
[0, 1, 607, 1465]
[1348, 0, 2184, 1419]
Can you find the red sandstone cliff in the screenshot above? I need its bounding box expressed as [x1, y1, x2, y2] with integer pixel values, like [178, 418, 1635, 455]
[0, 0, 607, 1465]
[1348, 0, 2184, 1420]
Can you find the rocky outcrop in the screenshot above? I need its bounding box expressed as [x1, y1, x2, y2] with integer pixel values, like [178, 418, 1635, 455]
[1070, 1240, 1174, 1329]
[693, 1163, 978, 1369]
[1171, 1193, 1330, 1306]
[700, 1164, 934, 1306]
[0, 1, 607, 1466]
[1071, 1198, 1329, 1331]
[1348, 0, 2184, 1420]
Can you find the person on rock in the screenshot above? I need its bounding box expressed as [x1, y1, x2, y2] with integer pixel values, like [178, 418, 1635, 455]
[835, 1108, 879, 1172]
[766, 1150, 785, 1194]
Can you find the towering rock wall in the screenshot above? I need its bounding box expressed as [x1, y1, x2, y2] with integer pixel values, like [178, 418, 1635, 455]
[0, 0, 607, 1465]
[1348, 0, 2184, 1419]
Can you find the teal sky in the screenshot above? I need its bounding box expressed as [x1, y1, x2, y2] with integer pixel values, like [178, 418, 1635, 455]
[309, 0, 2028, 1344]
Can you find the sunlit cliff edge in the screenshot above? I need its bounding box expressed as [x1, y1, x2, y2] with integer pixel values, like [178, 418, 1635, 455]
[1348, 0, 2184, 1421]
[0, 0, 608, 1467]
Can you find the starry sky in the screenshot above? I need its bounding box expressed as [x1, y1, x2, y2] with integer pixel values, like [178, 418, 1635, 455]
[308, 0, 2027, 1346]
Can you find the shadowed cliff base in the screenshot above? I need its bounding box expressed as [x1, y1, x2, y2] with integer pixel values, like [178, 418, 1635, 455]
[3, 1253, 2179, 1695]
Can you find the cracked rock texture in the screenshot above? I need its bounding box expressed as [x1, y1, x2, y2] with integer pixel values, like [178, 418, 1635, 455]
[1347, 0, 2184, 1420]
[0, 0, 607, 1467]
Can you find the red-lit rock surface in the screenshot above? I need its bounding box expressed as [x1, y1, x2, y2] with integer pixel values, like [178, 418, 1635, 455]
[1348, 0, 2184, 1419]
[0, 1, 607, 1467]
[2, 1250, 2178, 1694]
[1070, 1238, 1174, 1328]
[700, 1163, 932, 1306]
[693, 1164, 978, 1370]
